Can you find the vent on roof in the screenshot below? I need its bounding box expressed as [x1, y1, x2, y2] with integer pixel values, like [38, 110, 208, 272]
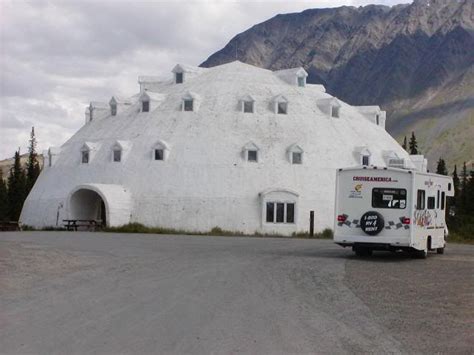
[388, 158, 405, 169]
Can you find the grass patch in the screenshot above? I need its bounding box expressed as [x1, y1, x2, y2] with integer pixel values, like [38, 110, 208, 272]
[292, 228, 334, 239]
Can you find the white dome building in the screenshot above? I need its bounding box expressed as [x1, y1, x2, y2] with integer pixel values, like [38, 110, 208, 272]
[20, 61, 414, 235]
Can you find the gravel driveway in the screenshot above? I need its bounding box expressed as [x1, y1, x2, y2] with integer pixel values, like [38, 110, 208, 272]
[0, 232, 472, 354]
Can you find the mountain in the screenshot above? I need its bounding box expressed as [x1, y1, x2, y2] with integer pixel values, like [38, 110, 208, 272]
[0, 154, 44, 181]
[201, 0, 474, 170]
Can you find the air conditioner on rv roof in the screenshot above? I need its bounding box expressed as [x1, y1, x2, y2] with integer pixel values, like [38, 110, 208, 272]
[388, 158, 405, 169]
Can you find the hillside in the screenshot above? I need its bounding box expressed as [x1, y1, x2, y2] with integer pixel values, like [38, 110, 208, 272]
[0, 154, 44, 181]
[201, 0, 474, 170]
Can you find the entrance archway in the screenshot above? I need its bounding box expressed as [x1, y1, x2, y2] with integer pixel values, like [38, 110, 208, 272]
[69, 188, 107, 226]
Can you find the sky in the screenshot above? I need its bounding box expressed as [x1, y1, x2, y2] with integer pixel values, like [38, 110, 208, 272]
[0, 0, 412, 160]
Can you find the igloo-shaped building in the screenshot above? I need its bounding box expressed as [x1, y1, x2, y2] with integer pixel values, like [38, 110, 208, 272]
[20, 61, 415, 235]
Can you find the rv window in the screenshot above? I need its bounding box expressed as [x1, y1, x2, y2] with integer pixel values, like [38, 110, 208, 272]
[441, 192, 445, 210]
[448, 183, 451, 191]
[372, 188, 406, 209]
[427, 196, 435, 210]
[417, 190, 425, 210]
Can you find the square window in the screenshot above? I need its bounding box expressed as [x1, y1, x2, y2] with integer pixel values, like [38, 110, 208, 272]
[286, 203, 295, 223]
[176, 72, 183, 84]
[276, 203, 285, 223]
[247, 150, 258, 162]
[277, 102, 287, 114]
[81, 151, 89, 164]
[184, 99, 193, 111]
[427, 196, 435, 210]
[155, 149, 164, 161]
[292, 152, 302, 164]
[243, 101, 254, 113]
[297, 77, 305, 87]
[331, 106, 339, 118]
[142, 101, 150, 112]
[266, 202, 274, 223]
[113, 150, 121, 162]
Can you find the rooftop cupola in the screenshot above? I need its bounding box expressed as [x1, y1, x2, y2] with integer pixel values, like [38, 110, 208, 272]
[355, 106, 386, 129]
[274, 67, 308, 87]
[317, 97, 341, 118]
[109, 96, 132, 116]
[172, 64, 207, 84]
[86, 102, 108, 123]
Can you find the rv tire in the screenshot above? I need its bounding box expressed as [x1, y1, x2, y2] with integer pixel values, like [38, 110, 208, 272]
[414, 247, 428, 259]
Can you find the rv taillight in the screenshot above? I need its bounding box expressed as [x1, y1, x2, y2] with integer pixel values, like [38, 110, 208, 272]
[337, 215, 347, 222]
[402, 217, 410, 225]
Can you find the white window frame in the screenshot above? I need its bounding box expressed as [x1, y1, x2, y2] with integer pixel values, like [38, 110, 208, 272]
[260, 189, 299, 228]
[242, 142, 260, 163]
[152, 140, 169, 161]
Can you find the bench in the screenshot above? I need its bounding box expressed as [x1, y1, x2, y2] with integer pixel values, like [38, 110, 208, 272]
[63, 219, 102, 231]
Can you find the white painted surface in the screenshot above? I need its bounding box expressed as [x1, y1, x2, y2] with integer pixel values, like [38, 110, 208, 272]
[20, 61, 414, 234]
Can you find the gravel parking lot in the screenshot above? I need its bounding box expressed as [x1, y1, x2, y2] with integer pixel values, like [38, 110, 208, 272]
[0, 232, 473, 354]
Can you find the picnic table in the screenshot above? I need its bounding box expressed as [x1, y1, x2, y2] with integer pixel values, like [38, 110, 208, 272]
[63, 219, 102, 231]
[0, 221, 20, 231]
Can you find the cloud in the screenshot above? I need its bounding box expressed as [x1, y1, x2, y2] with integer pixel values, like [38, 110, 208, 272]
[0, 0, 412, 159]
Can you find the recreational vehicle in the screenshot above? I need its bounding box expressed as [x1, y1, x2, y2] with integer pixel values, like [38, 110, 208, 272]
[334, 165, 454, 258]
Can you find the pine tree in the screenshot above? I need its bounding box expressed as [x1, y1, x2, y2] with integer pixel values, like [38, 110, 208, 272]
[7, 150, 26, 221]
[436, 158, 448, 175]
[0, 170, 8, 221]
[408, 132, 419, 155]
[458, 162, 468, 215]
[452, 165, 460, 203]
[402, 136, 407, 151]
[26, 127, 41, 194]
[467, 167, 474, 214]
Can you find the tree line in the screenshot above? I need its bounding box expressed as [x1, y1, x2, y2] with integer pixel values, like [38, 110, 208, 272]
[0, 128, 41, 222]
[402, 132, 473, 240]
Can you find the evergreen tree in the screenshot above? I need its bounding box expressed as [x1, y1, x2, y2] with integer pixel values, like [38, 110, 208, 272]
[26, 127, 41, 193]
[408, 132, 419, 155]
[452, 165, 460, 203]
[7, 150, 26, 221]
[459, 162, 468, 214]
[436, 158, 448, 175]
[467, 167, 474, 214]
[0, 170, 8, 221]
[402, 136, 407, 151]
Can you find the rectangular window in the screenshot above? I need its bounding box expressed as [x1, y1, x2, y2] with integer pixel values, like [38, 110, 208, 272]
[376, 114, 379, 125]
[277, 102, 287, 114]
[417, 190, 425, 210]
[81, 151, 89, 164]
[111, 105, 117, 116]
[292, 152, 302, 164]
[266, 202, 274, 223]
[297, 77, 305, 87]
[243, 101, 254, 113]
[175, 72, 183, 84]
[184, 99, 193, 111]
[155, 149, 164, 161]
[113, 150, 121, 162]
[441, 192, 445, 210]
[437, 190, 440, 209]
[372, 188, 407, 209]
[331, 106, 339, 118]
[286, 203, 295, 223]
[142, 101, 150, 112]
[427, 196, 435, 209]
[247, 150, 258, 162]
[276, 203, 285, 223]
[362, 155, 370, 166]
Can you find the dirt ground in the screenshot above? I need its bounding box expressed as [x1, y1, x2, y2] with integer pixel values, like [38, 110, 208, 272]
[0, 232, 473, 354]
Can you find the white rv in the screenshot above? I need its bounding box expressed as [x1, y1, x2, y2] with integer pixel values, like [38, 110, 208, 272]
[334, 165, 454, 258]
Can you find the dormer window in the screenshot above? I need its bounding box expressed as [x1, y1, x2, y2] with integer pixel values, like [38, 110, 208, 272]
[82, 150, 89, 164]
[111, 104, 117, 116]
[242, 142, 260, 163]
[376, 114, 380, 125]
[244, 101, 254, 113]
[152, 140, 169, 161]
[331, 106, 340, 118]
[142, 100, 150, 112]
[113, 149, 121, 162]
[297, 76, 305, 87]
[278, 102, 288, 114]
[273, 95, 288, 114]
[288, 144, 304, 165]
[362, 155, 370, 166]
[175, 72, 183, 84]
[184, 99, 193, 112]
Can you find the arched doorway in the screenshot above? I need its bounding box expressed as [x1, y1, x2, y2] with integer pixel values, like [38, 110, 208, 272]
[69, 188, 107, 227]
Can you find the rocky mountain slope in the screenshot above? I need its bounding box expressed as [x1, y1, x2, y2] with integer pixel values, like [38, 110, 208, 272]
[201, 0, 474, 170]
